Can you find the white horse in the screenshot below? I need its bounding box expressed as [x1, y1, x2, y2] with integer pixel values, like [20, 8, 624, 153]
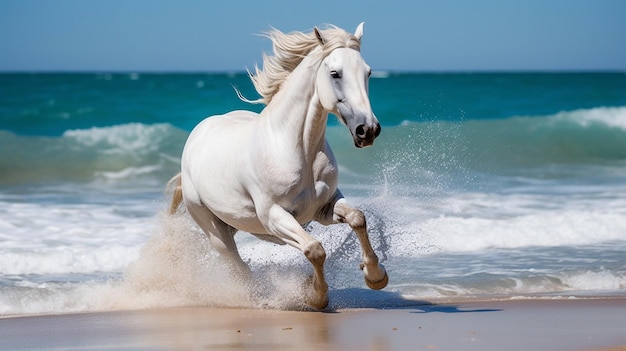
[168, 23, 387, 310]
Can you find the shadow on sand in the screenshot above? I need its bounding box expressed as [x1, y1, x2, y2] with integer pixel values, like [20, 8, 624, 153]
[327, 288, 502, 314]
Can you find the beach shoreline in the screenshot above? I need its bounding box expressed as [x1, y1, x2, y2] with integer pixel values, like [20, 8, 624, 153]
[2, 297, 625, 351]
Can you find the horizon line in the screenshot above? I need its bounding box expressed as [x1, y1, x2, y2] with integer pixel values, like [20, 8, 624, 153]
[1, 68, 625, 75]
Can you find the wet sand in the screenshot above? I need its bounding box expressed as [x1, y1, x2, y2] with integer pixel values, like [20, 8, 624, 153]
[1, 298, 625, 350]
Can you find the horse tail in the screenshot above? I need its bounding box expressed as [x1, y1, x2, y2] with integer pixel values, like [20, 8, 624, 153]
[166, 173, 183, 215]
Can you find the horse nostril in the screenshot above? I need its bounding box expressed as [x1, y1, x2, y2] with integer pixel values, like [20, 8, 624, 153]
[356, 125, 366, 138]
[374, 123, 381, 138]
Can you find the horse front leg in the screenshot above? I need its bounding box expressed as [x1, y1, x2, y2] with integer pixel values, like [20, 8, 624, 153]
[265, 205, 329, 310]
[332, 197, 388, 290]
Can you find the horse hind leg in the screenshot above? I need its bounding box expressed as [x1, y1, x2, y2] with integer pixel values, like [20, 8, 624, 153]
[186, 203, 251, 281]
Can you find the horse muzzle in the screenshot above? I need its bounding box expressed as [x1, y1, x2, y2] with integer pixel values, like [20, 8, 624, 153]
[337, 104, 381, 148]
[352, 120, 381, 148]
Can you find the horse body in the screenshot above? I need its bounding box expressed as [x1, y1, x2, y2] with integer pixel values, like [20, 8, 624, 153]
[170, 23, 387, 309]
[182, 57, 336, 234]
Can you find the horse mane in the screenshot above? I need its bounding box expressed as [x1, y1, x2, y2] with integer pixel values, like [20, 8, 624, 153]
[242, 25, 362, 105]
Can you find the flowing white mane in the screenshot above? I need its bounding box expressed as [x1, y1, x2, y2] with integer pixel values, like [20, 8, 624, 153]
[246, 25, 362, 105]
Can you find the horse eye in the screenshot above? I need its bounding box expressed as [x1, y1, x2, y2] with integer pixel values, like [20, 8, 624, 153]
[330, 70, 341, 79]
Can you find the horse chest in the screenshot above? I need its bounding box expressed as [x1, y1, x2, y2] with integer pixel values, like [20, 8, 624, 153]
[267, 161, 337, 221]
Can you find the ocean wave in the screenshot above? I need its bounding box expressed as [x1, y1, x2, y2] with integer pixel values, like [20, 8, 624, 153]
[2, 106, 625, 187]
[556, 106, 626, 131]
[226, 194, 626, 274]
[0, 198, 157, 275]
[469, 106, 626, 167]
[2, 192, 624, 278]
[329, 106, 626, 180]
[422, 210, 626, 253]
[0, 246, 139, 275]
[401, 269, 626, 299]
[1, 194, 625, 315]
[1, 265, 624, 315]
[0, 123, 187, 186]
[2, 226, 624, 315]
[62, 123, 175, 155]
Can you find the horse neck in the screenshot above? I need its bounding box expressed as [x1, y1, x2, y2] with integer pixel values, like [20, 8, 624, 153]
[261, 59, 328, 159]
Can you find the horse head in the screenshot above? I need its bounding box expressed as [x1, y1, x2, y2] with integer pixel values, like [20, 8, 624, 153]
[315, 23, 381, 148]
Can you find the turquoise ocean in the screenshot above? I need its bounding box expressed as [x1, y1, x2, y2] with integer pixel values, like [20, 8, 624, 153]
[1, 72, 626, 313]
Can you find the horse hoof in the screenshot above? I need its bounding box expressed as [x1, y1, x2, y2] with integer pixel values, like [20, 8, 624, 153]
[306, 296, 329, 311]
[365, 270, 389, 290]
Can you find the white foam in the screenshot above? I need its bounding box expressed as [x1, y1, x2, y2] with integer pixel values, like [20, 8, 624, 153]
[422, 210, 626, 253]
[359, 181, 626, 255]
[62, 123, 176, 156]
[560, 270, 626, 291]
[0, 246, 139, 275]
[0, 197, 156, 275]
[96, 164, 164, 180]
[400, 269, 626, 299]
[553, 106, 626, 131]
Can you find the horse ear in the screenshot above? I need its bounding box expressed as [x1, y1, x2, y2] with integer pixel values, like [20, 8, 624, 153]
[314, 26, 325, 45]
[354, 22, 364, 40]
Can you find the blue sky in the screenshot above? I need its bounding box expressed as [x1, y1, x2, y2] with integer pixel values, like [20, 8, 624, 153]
[1, 0, 625, 72]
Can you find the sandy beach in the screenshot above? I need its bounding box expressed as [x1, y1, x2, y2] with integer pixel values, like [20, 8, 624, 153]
[1, 297, 625, 351]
